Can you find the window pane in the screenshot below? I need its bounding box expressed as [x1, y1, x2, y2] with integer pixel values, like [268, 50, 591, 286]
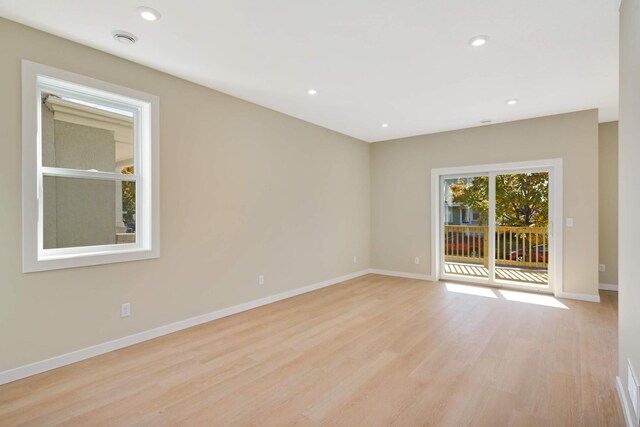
[442, 175, 489, 281]
[41, 93, 134, 174]
[495, 172, 549, 286]
[43, 176, 136, 249]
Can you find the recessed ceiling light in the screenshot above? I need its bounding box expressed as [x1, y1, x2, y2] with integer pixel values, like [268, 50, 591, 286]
[307, 89, 317, 95]
[481, 120, 492, 124]
[506, 99, 519, 105]
[469, 35, 489, 47]
[381, 123, 389, 128]
[137, 6, 161, 21]
[112, 31, 138, 44]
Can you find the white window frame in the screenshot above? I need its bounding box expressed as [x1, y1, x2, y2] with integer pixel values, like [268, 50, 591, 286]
[22, 60, 160, 272]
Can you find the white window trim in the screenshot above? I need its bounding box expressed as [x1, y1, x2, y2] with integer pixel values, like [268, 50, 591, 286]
[22, 60, 160, 272]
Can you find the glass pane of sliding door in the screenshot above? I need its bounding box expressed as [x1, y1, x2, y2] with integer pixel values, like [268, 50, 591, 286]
[442, 175, 489, 281]
[494, 172, 550, 289]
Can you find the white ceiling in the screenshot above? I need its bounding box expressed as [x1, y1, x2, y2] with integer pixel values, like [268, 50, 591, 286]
[0, 0, 619, 142]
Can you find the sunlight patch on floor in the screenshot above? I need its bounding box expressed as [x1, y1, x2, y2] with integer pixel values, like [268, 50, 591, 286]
[498, 289, 568, 309]
[444, 282, 569, 309]
[445, 283, 497, 298]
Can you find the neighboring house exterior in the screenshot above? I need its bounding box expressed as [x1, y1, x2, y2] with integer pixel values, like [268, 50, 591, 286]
[42, 95, 135, 248]
[443, 177, 483, 226]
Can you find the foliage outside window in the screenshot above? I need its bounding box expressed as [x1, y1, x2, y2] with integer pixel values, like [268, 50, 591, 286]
[121, 166, 136, 232]
[449, 173, 549, 227]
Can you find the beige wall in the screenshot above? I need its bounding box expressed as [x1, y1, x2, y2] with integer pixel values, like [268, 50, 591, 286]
[619, 0, 640, 423]
[371, 110, 599, 296]
[598, 122, 618, 286]
[0, 18, 370, 372]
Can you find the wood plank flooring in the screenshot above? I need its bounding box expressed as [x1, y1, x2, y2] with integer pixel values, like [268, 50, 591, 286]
[0, 274, 623, 426]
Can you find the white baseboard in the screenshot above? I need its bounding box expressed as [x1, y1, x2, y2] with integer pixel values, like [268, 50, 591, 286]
[555, 292, 601, 303]
[369, 269, 435, 281]
[617, 375, 636, 427]
[600, 283, 619, 291]
[0, 269, 370, 386]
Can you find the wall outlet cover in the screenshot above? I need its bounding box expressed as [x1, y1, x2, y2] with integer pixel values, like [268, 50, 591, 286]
[121, 303, 131, 318]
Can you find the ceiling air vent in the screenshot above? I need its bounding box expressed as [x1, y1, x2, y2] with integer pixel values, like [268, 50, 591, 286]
[112, 31, 138, 45]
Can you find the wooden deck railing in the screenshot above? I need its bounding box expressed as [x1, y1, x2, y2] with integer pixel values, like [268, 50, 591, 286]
[444, 225, 487, 265]
[444, 225, 548, 268]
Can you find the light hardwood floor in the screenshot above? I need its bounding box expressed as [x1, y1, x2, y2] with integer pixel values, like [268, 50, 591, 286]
[0, 274, 623, 426]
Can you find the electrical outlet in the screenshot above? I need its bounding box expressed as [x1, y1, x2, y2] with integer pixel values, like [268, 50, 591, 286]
[121, 303, 131, 318]
[353, 255, 358, 263]
[414, 257, 420, 265]
[599, 264, 606, 272]
[258, 275, 265, 285]
[566, 217, 574, 227]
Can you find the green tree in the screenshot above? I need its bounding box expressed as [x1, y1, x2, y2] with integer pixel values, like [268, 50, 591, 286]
[450, 173, 548, 227]
[121, 166, 136, 230]
[449, 177, 489, 225]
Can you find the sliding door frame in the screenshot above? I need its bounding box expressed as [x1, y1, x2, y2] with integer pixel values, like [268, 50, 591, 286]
[431, 158, 563, 296]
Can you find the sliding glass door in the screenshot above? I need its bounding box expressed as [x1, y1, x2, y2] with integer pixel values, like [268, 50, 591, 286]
[440, 169, 552, 292]
[442, 174, 490, 282]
